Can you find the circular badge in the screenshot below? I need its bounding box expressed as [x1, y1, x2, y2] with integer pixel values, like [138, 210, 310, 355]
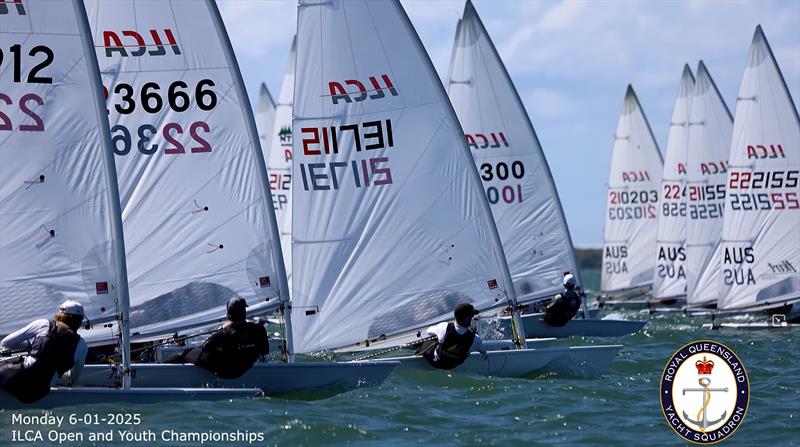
[660, 340, 749, 444]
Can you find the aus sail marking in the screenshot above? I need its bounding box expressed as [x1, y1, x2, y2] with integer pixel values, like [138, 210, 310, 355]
[660, 340, 749, 444]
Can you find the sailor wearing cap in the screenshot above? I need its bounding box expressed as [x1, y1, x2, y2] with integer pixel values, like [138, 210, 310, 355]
[543, 273, 583, 327]
[419, 303, 486, 370]
[165, 297, 269, 379]
[0, 300, 88, 403]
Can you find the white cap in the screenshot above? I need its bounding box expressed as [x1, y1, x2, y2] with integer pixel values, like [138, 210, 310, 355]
[59, 300, 85, 317]
[563, 274, 577, 288]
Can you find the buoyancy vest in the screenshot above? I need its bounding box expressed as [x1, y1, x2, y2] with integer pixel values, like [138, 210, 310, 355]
[543, 289, 582, 327]
[28, 320, 80, 377]
[423, 323, 475, 370]
[0, 320, 80, 403]
[196, 322, 269, 379]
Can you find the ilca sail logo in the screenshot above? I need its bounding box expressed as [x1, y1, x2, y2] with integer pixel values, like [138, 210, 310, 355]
[0, 0, 26, 15]
[660, 340, 749, 444]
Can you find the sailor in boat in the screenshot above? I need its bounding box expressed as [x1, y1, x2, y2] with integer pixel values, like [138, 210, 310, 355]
[165, 297, 269, 379]
[417, 303, 487, 370]
[0, 301, 88, 403]
[543, 273, 582, 327]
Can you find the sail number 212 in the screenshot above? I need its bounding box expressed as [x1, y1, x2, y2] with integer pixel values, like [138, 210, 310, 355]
[0, 44, 53, 133]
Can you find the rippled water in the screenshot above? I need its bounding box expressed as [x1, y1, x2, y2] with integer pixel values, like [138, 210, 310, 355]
[1, 275, 797, 446]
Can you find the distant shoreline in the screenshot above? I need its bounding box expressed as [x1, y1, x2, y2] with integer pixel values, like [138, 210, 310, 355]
[575, 247, 602, 270]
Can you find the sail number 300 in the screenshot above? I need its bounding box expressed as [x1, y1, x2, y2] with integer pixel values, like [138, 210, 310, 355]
[480, 161, 525, 205]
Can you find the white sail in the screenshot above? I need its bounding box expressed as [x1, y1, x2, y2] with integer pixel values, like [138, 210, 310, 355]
[84, 0, 288, 336]
[602, 86, 663, 294]
[447, 1, 579, 302]
[256, 83, 276, 158]
[291, 0, 515, 354]
[265, 36, 296, 288]
[685, 61, 733, 306]
[652, 66, 694, 301]
[718, 26, 800, 311]
[0, 0, 125, 335]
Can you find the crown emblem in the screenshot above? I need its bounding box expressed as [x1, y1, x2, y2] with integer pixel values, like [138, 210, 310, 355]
[695, 356, 714, 375]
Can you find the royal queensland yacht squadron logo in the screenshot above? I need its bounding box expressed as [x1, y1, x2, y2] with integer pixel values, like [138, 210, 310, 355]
[660, 340, 749, 444]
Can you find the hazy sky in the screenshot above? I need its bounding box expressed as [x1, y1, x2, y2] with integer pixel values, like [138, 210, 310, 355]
[219, 0, 800, 247]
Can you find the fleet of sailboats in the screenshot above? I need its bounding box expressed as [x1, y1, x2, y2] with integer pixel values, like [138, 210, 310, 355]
[0, 0, 796, 410]
[289, 0, 620, 377]
[603, 25, 798, 323]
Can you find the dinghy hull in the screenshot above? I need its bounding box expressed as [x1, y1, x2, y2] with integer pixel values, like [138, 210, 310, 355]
[482, 338, 555, 351]
[499, 314, 646, 338]
[73, 361, 397, 396]
[702, 322, 798, 330]
[0, 387, 262, 410]
[381, 345, 622, 378]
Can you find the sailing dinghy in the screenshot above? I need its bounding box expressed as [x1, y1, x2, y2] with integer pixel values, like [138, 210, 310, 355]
[447, 0, 644, 338]
[291, 0, 621, 378]
[257, 82, 276, 160]
[0, 0, 260, 409]
[651, 66, 694, 306]
[72, 0, 396, 394]
[685, 61, 733, 310]
[702, 26, 799, 329]
[600, 86, 664, 308]
[264, 36, 297, 289]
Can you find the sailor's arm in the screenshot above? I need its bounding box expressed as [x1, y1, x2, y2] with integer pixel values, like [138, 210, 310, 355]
[0, 319, 48, 352]
[62, 339, 88, 385]
[471, 335, 487, 356]
[426, 322, 448, 344]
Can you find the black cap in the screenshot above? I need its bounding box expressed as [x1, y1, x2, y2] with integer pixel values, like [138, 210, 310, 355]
[454, 303, 479, 321]
[227, 297, 248, 314]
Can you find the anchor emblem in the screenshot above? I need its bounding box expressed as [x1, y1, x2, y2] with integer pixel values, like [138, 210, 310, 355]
[682, 377, 728, 432]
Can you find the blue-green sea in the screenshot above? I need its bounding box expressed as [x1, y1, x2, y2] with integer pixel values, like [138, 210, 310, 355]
[1, 269, 797, 446]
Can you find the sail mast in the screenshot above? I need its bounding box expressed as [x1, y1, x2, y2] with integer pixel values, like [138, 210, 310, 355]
[207, 0, 294, 360]
[401, 2, 526, 347]
[73, 0, 133, 388]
